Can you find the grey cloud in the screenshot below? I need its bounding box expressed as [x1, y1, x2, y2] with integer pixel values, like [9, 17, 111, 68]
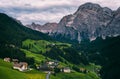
[0, 4, 77, 24]
[0, 0, 120, 25]
[0, 4, 77, 14]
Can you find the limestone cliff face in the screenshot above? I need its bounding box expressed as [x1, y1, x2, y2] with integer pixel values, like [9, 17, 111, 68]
[26, 3, 120, 42]
[105, 7, 120, 37]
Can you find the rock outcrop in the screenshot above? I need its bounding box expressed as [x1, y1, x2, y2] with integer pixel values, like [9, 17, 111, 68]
[26, 3, 120, 42]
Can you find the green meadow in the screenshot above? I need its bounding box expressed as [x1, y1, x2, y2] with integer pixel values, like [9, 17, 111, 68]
[0, 59, 46, 79]
[51, 72, 100, 79]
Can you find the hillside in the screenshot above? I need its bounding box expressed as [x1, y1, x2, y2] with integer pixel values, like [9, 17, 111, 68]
[20, 39, 101, 79]
[0, 13, 52, 62]
[76, 36, 120, 79]
[0, 59, 100, 79]
[93, 36, 120, 79]
[0, 59, 46, 79]
[0, 13, 52, 46]
[21, 39, 89, 65]
[51, 72, 99, 79]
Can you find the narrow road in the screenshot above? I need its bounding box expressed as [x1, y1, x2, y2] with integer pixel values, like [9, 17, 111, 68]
[46, 71, 51, 79]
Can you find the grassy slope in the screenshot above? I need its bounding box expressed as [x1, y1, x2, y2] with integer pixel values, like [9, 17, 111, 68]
[22, 39, 71, 53]
[0, 59, 100, 79]
[0, 59, 46, 79]
[21, 49, 46, 63]
[22, 39, 77, 68]
[22, 39, 100, 79]
[0, 59, 27, 79]
[25, 70, 46, 79]
[22, 39, 49, 53]
[51, 72, 100, 79]
[21, 39, 71, 63]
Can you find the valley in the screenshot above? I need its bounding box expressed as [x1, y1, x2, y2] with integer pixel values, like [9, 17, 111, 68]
[0, 2, 120, 79]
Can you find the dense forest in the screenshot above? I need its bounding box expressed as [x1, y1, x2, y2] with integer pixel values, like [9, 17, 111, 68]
[73, 36, 120, 79]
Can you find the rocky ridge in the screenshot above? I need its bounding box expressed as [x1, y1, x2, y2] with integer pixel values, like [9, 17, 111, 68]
[26, 3, 120, 42]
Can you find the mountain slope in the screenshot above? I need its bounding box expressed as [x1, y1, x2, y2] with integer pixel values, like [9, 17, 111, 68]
[0, 13, 52, 46]
[0, 59, 27, 79]
[77, 36, 120, 79]
[26, 3, 120, 42]
[0, 13, 52, 62]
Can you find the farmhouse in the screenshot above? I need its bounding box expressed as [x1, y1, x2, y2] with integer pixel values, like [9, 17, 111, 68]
[4, 57, 11, 62]
[61, 67, 71, 73]
[13, 62, 28, 71]
[47, 60, 59, 68]
[4, 58, 11, 62]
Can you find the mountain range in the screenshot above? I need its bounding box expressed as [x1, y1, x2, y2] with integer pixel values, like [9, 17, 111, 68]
[26, 2, 120, 42]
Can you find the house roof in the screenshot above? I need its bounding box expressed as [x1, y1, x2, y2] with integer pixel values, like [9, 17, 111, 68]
[12, 59, 19, 62]
[4, 57, 10, 60]
[13, 62, 28, 68]
[4, 57, 10, 59]
[13, 63, 22, 68]
[19, 62, 28, 65]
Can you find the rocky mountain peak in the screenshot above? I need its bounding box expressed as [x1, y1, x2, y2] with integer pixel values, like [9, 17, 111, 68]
[75, 2, 102, 14]
[26, 3, 120, 42]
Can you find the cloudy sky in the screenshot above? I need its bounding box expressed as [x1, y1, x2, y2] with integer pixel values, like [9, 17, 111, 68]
[0, 0, 119, 25]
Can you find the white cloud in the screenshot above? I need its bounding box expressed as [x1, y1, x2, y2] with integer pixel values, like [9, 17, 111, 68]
[17, 12, 65, 24]
[0, 0, 120, 25]
[17, 6, 76, 24]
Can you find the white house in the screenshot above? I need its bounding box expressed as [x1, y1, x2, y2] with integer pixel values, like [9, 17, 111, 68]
[47, 60, 59, 68]
[62, 67, 71, 73]
[47, 61, 54, 65]
[4, 57, 11, 62]
[13, 62, 28, 71]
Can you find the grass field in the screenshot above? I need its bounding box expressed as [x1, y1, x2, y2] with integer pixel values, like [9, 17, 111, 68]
[22, 39, 71, 53]
[0, 59, 27, 79]
[25, 70, 46, 79]
[0, 59, 100, 79]
[0, 59, 46, 79]
[21, 49, 46, 63]
[0, 39, 101, 79]
[51, 72, 100, 79]
[21, 39, 71, 65]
